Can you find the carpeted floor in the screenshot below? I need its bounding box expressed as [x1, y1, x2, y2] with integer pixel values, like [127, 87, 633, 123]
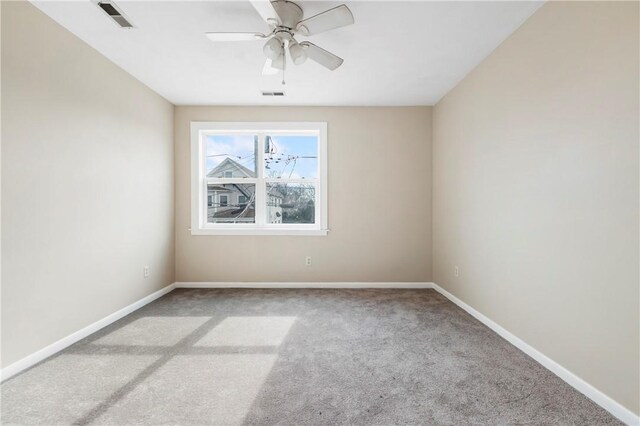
[1, 288, 620, 425]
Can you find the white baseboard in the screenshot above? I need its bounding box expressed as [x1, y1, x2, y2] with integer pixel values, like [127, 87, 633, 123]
[175, 282, 434, 289]
[0, 283, 176, 382]
[2, 280, 637, 425]
[0, 282, 429, 382]
[430, 282, 639, 426]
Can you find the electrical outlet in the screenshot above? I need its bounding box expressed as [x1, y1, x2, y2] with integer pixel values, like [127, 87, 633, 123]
[144, 266, 150, 278]
[305, 256, 312, 266]
[454, 266, 459, 277]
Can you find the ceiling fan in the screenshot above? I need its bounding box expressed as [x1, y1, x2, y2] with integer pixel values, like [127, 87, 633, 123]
[205, 0, 354, 77]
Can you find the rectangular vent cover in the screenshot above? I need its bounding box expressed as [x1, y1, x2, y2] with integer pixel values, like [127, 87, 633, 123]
[97, 2, 134, 28]
[261, 91, 286, 97]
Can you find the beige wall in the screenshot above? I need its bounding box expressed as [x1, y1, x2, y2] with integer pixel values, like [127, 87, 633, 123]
[433, 1, 639, 415]
[175, 106, 432, 282]
[1, 2, 175, 367]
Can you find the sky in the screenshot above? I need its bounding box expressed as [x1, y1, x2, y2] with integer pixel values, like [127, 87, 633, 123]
[206, 134, 318, 179]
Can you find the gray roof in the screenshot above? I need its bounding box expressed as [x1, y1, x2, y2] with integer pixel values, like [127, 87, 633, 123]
[207, 157, 255, 178]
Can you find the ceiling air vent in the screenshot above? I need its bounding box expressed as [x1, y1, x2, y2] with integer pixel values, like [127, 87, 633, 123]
[261, 91, 286, 97]
[97, 1, 134, 28]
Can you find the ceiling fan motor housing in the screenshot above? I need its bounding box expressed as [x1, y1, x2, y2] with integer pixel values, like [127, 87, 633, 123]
[271, 0, 303, 30]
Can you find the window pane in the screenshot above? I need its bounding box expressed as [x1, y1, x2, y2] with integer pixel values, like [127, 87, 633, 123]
[206, 135, 257, 177]
[266, 183, 316, 224]
[264, 135, 318, 179]
[207, 183, 255, 224]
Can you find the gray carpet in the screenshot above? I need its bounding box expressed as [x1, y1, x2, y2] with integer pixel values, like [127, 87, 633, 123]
[1, 289, 620, 425]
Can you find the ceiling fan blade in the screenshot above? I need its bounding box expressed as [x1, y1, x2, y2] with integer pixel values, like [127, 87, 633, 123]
[296, 5, 354, 36]
[250, 0, 281, 26]
[262, 58, 279, 75]
[300, 42, 343, 70]
[206, 32, 266, 42]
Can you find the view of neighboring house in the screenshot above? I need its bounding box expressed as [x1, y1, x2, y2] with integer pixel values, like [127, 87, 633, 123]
[207, 157, 283, 223]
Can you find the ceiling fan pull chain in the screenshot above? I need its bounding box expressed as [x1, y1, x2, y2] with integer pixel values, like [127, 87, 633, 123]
[281, 41, 286, 85]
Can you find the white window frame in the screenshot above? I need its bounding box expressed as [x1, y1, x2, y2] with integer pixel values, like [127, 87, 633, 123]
[191, 121, 328, 236]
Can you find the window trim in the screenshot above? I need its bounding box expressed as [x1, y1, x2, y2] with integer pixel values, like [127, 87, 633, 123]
[191, 121, 328, 236]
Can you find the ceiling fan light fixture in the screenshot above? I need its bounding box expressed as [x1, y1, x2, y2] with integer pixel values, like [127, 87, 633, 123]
[289, 42, 307, 65]
[271, 53, 285, 70]
[263, 37, 284, 60]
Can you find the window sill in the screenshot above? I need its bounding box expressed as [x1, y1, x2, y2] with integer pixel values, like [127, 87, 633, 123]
[191, 228, 329, 236]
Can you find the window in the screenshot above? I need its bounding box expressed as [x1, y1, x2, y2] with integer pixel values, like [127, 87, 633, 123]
[191, 122, 328, 235]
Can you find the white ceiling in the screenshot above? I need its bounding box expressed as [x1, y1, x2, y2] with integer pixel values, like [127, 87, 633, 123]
[31, 0, 543, 106]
